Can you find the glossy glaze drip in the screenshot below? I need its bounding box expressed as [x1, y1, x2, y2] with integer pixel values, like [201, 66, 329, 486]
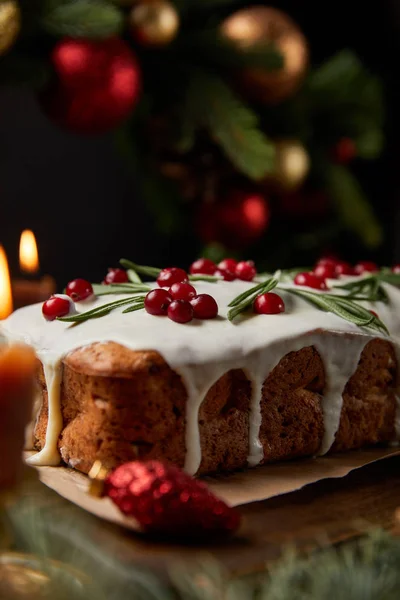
[2, 278, 400, 474]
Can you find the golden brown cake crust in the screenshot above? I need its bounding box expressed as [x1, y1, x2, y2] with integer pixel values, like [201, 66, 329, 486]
[33, 337, 398, 476]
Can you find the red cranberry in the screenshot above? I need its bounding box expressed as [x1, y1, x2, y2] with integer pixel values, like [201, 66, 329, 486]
[104, 268, 129, 284]
[218, 258, 238, 273]
[370, 310, 378, 318]
[354, 261, 378, 274]
[191, 294, 218, 319]
[316, 257, 337, 267]
[392, 264, 400, 274]
[66, 278, 93, 301]
[313, 263, 337, 279]
[215, 268, 236, 281]
[254, 292, 285, 315]
[335, 261, 355, 276]
[144, 289, 172, 316]
[189, 258, 217, 275]
[42, 295, 73, 321]
[157, 267, 188, 288]
[167, 300, 194, 323]
[235, 261, 256, 281]
[169, 282, 197, 301]
[294, 272, 328, 290]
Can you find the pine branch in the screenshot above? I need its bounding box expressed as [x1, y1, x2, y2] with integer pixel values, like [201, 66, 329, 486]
[185, 71, 275, 180]
[42, 0, 123, 39]
[325, 164, 382, 248]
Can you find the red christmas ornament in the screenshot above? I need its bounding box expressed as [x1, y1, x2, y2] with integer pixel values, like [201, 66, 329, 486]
[41, 38, 141, 134]
[105, 460, 241, 538]
[332, 138, 357, 164]
[198, 191, 270, 247]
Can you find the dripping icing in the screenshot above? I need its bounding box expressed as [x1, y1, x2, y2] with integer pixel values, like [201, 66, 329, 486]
[1, 279, 400, 472]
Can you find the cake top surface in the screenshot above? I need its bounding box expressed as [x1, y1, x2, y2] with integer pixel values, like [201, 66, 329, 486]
[2, 278, 400, 371]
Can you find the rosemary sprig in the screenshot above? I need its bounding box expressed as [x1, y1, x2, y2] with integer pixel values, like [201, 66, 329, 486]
[120, 258, 161, 278]
[333, 276, 388, 303]
[58, 295, 146, 323]
[283, 288, 389, 335]
[227, 278, 278, 321]
[92, 283, 150, 296]
[127, 269, 142, 284]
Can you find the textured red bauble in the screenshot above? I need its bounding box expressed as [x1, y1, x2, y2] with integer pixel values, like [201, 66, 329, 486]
[42, 295, 73, 321]
[66, 278, 93, 301]
[215, 268, 236, 281]
[335, 261, 355, 276]
[157, 267, 188, 288]
[235, 261, 257, 281]
[42, 38, 141, 134]
[189, 258, 217, 275]
[167, 300, 194, 324]
[354, 261, 378, 274]
[294, 272, 328, 290]
[191, 294, 218, 319]
[169, 282, 197, 301]
[392, 264, 400, 274]
[144, 289, 172, 315]
[313, 263, 337, 279]
[254, 292, 285, 315]
[104, 268, 129, 284]
[218, 258, 238, 272]
[105, 460, 241, 538]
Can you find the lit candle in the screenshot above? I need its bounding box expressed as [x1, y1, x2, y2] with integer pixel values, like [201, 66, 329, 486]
[12, 230, 56, 309]
[0, 245, 13, 319]
[0, 345, 36, 490]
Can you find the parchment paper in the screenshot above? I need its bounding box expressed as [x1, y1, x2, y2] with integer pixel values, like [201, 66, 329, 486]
[24, 447, 400, 532]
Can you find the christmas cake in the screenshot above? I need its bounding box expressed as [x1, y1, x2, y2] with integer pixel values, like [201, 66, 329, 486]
[2, 258, 400, 476]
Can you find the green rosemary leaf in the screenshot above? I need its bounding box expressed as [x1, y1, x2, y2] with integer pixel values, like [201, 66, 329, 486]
[127, 269, 142, 284]
[188, 274, 219, 282]
[92, 283, 150, 296]
[285, 289, 389, 334]
[228, 281, 268, 307]
[228, 278, 278, 321]
[378, 272, 400, 286]
[120, 258, 161, 278]
[333, 275, 389, 303]
[58, 297, 139, 323]
[122, 302, 145, 314]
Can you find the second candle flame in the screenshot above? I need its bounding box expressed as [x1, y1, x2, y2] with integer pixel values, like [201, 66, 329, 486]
[19, 230, 39, 274]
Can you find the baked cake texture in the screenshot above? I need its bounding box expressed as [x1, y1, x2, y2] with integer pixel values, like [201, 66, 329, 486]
[2, 275, 400, 476]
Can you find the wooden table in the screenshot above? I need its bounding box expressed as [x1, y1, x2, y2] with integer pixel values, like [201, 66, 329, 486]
[7, 455, 400, 587]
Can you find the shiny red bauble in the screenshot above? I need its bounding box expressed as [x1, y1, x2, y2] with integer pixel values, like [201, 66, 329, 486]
[190, 294, 218, 319]
[167, 300, 194, 324]
[189, 258, 217, 275]
[254, 292, 285, 315]
[313, 263, 337, 279]
[104, 268, 129, 284]
[42, 295, 73, 321]
[66, 278, 93, 301]
[294, 272, 328, 290]
[157, 267, 188, 288]
[144, 289, 172, 316]
[169, 282, 197, 301]
[42, 38, 141, 134]
[235, 261, 257, 281]
[354, 261, 378, 274]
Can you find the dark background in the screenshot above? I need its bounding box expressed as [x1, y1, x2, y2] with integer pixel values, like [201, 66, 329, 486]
[1, 1, 400, 287]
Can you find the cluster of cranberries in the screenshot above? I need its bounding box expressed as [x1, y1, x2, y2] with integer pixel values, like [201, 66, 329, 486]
[293, 258, 385, 292]
[190, 257, 257, 282]
[145, 267, 218, 324]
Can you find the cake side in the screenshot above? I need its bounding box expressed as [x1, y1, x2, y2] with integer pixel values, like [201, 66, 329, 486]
[32, 336, 397, 476]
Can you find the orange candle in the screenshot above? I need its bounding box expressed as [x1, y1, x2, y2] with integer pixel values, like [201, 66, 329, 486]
[0, 345, 36, 490]
[0, 245, 13, 319]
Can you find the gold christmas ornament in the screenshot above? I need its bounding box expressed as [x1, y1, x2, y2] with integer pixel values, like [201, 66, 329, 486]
[129, 0, 179, 47]
[221, 6, 309, 104]
[0, 0, 20, 56]
[269, 139, 310, 191]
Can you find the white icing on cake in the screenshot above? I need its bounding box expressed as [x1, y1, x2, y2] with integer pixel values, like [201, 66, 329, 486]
[2, 277, 400, 474]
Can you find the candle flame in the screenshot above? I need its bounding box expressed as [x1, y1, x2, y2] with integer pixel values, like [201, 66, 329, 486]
[19, 230, 39, 274]
[0, 246, 13, 319]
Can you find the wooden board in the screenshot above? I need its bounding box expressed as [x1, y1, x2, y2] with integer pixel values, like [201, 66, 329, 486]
[9, 455, 400, 585]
